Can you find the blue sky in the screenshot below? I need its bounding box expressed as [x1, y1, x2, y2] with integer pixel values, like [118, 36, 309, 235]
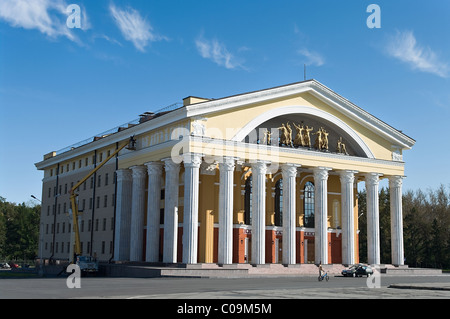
[0, 0, 449, 204]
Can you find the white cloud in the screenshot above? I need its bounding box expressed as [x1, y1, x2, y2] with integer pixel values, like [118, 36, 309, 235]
[195, 35, 245, 70]
[109, 4, 167, 52]
[298, 48, 325, 67]
[386, 30, 449, 78]
[0, 0, 78, 41]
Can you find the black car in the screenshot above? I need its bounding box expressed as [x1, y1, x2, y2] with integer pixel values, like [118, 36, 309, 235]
[341, 264, 373, 277]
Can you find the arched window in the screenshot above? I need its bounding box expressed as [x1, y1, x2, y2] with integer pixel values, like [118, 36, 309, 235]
[244, 176, 252, 225]
[274, 178, 283, 226]
[304, 181, 314, 228]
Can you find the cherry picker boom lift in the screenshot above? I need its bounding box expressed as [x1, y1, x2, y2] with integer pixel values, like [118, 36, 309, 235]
[68, 136, 136, 273]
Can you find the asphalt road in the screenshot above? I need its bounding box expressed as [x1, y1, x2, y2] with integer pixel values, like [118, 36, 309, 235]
[1, 274, 450, 300]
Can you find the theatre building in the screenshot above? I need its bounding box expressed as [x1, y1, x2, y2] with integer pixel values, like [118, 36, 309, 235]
[35, 79, 415, 267]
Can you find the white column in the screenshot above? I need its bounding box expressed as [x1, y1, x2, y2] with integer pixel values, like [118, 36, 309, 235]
[313, 167, 331, 264]
[389, 175, 404, 266]
[182, 153, 202, 264]
[339, 170, 357, 265]
[162, 158, 180, 263]
[251, 161, 268, 265]
[281, 163, 299, 265]
[365, 172, 382, 265]
[218, 157, 235, 265]
[145, 162, 163, 262]
[129, 165, 147, 262]
[114, 169, 132, 261]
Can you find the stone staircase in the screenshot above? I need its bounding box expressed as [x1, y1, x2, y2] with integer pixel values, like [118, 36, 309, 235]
[102, 262, 443, 278]
[103, 262, 344, 278]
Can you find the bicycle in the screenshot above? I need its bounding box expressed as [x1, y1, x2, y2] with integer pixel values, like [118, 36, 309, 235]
[318, 272, 329, 282]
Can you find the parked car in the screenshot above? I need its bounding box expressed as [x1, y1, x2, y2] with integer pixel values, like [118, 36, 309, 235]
[0, 263, 10, 269]
[8, 262, 19, 269]
[342, 264, 373, 277]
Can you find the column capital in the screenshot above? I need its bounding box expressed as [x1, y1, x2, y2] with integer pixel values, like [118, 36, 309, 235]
[281, 163, 300, 177]
[219, 157, 236, 172]
[364, 172, 383, 186]
[313, 167, 331, 181]
[162, 158, 181, 172]
[116, 168, 132, 182]
[388, 175, 404, 188]
[183, 153, 202, 168]
[339, 170, 358, 184]
[144, 161, 163, 175]
[130, 165, 146, 178]
[251, 160, 269, 174]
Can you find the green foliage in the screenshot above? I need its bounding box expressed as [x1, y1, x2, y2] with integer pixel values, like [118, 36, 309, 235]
[358, 184, 450, 269]
[0, 197, 40, 261]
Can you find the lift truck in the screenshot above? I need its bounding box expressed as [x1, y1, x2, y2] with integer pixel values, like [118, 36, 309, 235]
[68, 136, 136, 274]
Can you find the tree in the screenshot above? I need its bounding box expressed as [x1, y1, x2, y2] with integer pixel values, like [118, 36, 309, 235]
[357, 190, 367, 263]
[0, 197, 7, 258]
[0, 197, 40, 261]
[403, 190, 428, 267]
[378, 187, 391, 264]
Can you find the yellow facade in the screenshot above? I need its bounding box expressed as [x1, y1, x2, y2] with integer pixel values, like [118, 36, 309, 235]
[35, 80, 414, 265]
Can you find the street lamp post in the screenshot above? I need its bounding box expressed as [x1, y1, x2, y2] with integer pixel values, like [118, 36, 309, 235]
[31, 195, 44, 277]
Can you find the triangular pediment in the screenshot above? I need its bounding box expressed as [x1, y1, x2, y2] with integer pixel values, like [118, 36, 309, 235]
[185, 79, 415, 161]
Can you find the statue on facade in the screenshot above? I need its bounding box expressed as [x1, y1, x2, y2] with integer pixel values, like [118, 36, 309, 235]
[314, 127, 322, 150]
[322, 128, 329, 150]
[293, 122, 305, 147]
[314, 127, 329, 151]
[337, 137, 348, 155]
[303, 125, 314, 148]
[263, 129, 272, 145]
[278, 123, 291, 146]
[286, 122, 294, 147]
